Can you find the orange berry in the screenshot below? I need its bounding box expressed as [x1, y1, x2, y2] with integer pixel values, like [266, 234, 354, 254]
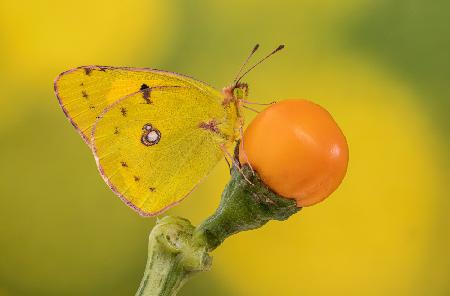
[239, 99, 348, 207]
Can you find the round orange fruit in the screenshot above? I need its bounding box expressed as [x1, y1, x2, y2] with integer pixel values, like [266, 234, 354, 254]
[239, 99, 349, 207]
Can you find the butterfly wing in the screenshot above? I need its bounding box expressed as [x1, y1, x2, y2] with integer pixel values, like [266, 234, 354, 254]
[54, 65, 217, 146]
[92, 85, 237, 216]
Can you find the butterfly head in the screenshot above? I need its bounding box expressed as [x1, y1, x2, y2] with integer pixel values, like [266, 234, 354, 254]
[222, 82, 248, 106]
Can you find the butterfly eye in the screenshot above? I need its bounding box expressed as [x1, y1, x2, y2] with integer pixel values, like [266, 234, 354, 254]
[233, 87, 244, 99]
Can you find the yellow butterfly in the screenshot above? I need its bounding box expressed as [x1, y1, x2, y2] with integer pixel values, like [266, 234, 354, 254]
[54, 45, 284, 216]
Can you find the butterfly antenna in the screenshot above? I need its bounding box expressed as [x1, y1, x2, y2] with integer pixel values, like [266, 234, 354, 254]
[233, 44, 260, 83]
[235, 44, 285, 84]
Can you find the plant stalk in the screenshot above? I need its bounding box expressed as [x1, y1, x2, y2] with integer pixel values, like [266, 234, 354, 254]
[136, 165, 300, 296]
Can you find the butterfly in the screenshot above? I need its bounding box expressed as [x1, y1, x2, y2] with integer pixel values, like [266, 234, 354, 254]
[54, 44, 284, 216]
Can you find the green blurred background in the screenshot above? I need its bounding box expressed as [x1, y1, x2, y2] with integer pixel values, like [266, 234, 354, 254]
[0, 0, 449, 295]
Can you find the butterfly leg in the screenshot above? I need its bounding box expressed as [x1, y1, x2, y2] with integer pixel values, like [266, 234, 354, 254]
[242, 105, 260, 113]
[241, 99, 276, 105]
[224, 154, 231, 171]
[219, 144, 254, 185]
[239, 126, 255, 176]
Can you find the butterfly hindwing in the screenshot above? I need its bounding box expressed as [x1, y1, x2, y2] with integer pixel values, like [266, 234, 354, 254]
[92, 86, 231, 215]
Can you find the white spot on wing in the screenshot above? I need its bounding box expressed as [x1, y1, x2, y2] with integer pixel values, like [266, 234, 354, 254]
[147, 131, 159, 142]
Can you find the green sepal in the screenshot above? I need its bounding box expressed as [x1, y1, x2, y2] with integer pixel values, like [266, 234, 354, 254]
[194, 165, 301, 251]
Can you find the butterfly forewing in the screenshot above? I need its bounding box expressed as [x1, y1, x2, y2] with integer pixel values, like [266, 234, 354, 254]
[54, 66, 218, 145]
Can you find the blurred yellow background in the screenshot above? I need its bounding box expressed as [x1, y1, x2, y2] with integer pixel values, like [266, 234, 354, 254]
[0, 0, 449, 295]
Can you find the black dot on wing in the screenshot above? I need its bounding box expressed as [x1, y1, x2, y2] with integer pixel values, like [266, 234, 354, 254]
[149, 187, 156, 192]
[120, 161, 128, 167]
[120, 107, 127, 117]
[84, 68, 92, 75]
[134, 176, 140, 182]
[140, 84, 152, 104]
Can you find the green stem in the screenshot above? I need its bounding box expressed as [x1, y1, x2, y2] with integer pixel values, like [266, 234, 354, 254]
[136, 217, 211, 296]
[136, 165, 300, 296]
